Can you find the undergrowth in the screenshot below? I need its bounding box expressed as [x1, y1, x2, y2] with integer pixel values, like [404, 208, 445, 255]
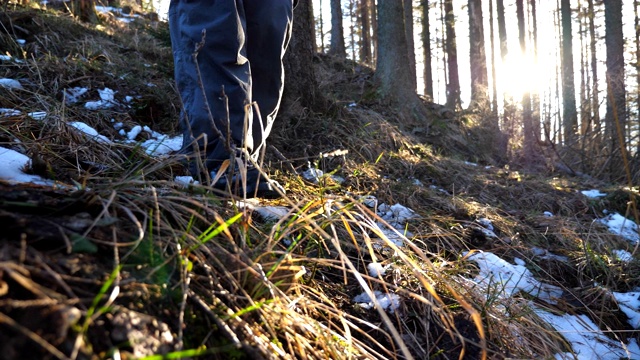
[0, 5, 638, 360]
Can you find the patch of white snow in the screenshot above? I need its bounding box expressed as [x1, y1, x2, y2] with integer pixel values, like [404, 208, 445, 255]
[367, 262, 389, 277]
[0, 78, 23, 90]
[598, 212, 640, 244]
[353, 290, 401, 313]
[0, 146, 53, 185]
[69, 122, 112, 144]
[581, 189, 607, 198]
[465, 251, 563, 303]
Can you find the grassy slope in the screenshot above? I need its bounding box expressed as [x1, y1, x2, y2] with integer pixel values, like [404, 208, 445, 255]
[0, 6, 638, 360]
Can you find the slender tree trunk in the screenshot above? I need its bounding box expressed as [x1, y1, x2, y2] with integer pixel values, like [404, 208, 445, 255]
[370, 0, 378, 66]
[635, 0, 640, 158]
[604, 0, 627, 179]
[329, 0, 346, 57]
[496, 0, 510, 130]
[529, 0, 540, 141]
[517, 0, 535, 158]
[587, 0, 600, 137]
[422, 0, 434, 98]
[496, 0, 508, 62]
[318, 0, 325, 52]
[359, 0, 372, 64]
[441, 0, 448, 103]
[561, 0, 578, 145]
[468, 0, 489, 108]
[579, 2, 589, 137]
[489, 0, 498, 117]
[349, 0, 356, 60]
[555, 0, 563, 142]
[404, 0, 417, 91]
[444, 0, 461, 110]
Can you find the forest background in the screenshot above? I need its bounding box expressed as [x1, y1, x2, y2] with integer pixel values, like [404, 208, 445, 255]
[1, 0, 640, 359]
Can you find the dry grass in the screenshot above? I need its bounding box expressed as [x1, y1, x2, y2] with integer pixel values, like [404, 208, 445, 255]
[0, 5, 638, 360]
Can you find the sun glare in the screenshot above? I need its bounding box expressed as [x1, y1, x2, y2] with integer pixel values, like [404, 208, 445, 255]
[499, 53, 543, 99]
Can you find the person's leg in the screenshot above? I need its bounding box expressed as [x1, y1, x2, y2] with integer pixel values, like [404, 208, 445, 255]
[243, 0, 294, 159]
[169, 0, 252, 175]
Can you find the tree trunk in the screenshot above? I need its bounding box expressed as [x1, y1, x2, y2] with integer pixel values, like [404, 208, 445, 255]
[587, 0, 600, 137]
[560, 0, 578, 145]
[467, 0, 488, 108]
[603, 0, 627, 179]
[529, 0, 541, 142]
[496, 0, 508, 62]
[496, 0, 511, 130]
[635, 0, 640, 158]
[516, 0, 535, 157]
[329, 0, 346, 57]
[489, 0, 498, 117]
[444, 0, 461, 110]
[370, 0, 378, 66]
[404, 0, 417, 91]
[73, 0, 97, 22]
[283, 0, 322, 112]
[349, 0, 356, 60]
[579, 3, 590, 138]
[421, 0, 433, 98]
[375, 0, 426, 121]
[317, 0, 325, 52]
[359, 0, 372, 64]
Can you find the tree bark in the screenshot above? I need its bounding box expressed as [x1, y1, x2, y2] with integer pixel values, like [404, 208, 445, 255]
[560, 0, 578, 145]
[349, 0, 356, 60]
[635, 0, 640, 158]
[516, 0, 535, 157]
[317, 0, 325, 52]
[496, 0, 512, 130]
[359, 0, 372, 64]
[444, 0, 461, 110]
[529, 0, 540, 141]
[404, 0, 417, 91]
[73, 0, 97, 22]
[370, 0, 378, 66]
[283, 0, 322, 112]
[496, 0, 508, 62]
[329, 0, 346, 57]
[467, 0, 488, 108]
[375, 0, 426, 121]
[587, 0, 600, 136]
[603, 0, 627, 179]
[421, 0, 434, 98]
[489, 0, 498, 117]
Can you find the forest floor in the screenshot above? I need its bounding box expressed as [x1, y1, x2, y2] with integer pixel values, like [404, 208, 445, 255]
[0, 4, 639, 360]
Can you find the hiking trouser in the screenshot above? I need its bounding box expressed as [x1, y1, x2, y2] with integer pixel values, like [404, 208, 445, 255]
[169, 0, 294, 175]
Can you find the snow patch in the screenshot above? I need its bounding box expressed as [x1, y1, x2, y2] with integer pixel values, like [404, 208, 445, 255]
[581, 189, 607, 198]
[0, 146, 53, 185]
[367, 262, 389, 277]
[353, 291, 401, 313]
[612, 249, 634, 263]
[534, 307, 640, 360]
[465, 251, 563, 303]
[69, 122, 112, 144]
[598, 212, 640, 244]
[85, 88, 117, 110]
[64, 87, 89, 105]
[0, 78, 23, 90]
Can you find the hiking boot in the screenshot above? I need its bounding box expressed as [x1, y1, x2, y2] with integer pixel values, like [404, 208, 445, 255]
[210, 166, 285, 199]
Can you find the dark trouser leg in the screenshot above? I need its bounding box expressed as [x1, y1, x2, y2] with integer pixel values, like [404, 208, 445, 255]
[169, 0, 293, 176]
[244, 0, 294, 158]
[169, 1, 251, 175]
